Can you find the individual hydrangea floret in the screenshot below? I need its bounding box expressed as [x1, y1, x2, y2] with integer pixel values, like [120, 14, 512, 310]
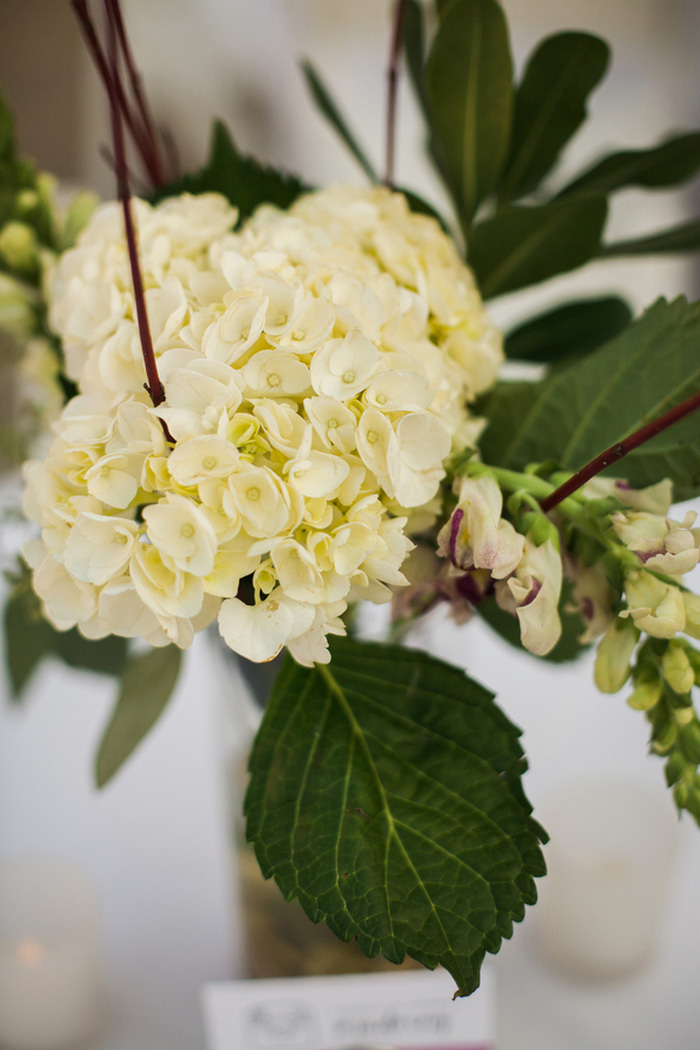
[25, 185, 503, 665]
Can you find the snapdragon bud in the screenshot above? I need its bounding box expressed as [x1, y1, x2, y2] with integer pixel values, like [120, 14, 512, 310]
[662, 640, 694, 695]
[627, 664, 663, 711]
[0, 221, 39, 274]
[594, 617, 639, 693]
[680, 720, 700, 765]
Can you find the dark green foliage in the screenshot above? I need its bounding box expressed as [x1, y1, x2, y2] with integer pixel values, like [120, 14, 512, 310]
[246, 637, 546, 996]
[504, 297, 633, 364]
[480, 297, 700, 500]
[149, 120, 309, 221]
[468, 196, 608, 298]
[499, 32, 610, 203]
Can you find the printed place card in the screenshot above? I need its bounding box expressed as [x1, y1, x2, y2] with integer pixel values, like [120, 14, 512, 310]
[202, 966, 494, 1050]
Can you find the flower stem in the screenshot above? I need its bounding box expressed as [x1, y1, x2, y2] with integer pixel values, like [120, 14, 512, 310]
[540, 389, 700, 513]
[103, 1, 165, 411]
[384, 0, 407, 189]
[71, 0, 166, 189]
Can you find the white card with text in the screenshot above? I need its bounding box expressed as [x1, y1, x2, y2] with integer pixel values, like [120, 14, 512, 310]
[202, 966, 494, 1050]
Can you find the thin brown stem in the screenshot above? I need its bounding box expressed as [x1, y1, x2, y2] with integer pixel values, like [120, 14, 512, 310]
[105, 0, 167, 186]
[71, 0, 164, 189]
[384, 0, 407, 189]
[103, 1, 165, 412]
[541, 389, 700, 512]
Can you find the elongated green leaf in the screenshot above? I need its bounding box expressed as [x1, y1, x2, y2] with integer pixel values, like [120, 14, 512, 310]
[3, 586, 56, 697]
[246, 637, 546, 996]
[483, 297, 700, 500]
[468, 196, 607, 298]
[476, 379, 541, 468]
[504, 296, 632, 363]
[499, 32, 609, 203]
[425, 0, 513, 227]
[559, 133, 700, 198]
[149, 121, 309, 220]
[95, 645, 182, 787]
[599, 217, 700, 258]
[403, 0, 430, 117]
[301, 60, 378, 183]
[56, 630, 128, 676]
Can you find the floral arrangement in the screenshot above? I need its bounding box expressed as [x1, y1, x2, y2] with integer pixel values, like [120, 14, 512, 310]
[4, 0, 700, 997]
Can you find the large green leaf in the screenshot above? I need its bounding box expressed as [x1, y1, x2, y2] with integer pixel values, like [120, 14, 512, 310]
[149, 121, 309, 220]
[403, 0, 430, 117]
[559, 133, 700, 198]
[425, 0, 513, 227]
[482, 297, 700, 500]
[476, 379, 541, 468]
[504, 296, 632, 363]
[468, 195, 607, 298]
[300, 60, 378, 183]
[499, 32, 609, 203]
[95, 645, 182, 787]
[246, 637, 546, 996]
[599, 217, 700, 258]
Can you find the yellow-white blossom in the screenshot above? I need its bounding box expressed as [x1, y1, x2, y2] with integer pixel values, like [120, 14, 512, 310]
[26, 185, 502, 664]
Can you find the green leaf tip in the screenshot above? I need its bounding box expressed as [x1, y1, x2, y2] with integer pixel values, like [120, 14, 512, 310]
[150, 119, 310, 220]
[300, 59, 379, 184]
[95, 644, 182, 788]
[425, 0, 514, 229]
[245, 636, 546, 996]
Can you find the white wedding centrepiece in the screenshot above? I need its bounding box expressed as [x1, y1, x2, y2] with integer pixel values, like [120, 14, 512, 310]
[23, 185, 502, 665]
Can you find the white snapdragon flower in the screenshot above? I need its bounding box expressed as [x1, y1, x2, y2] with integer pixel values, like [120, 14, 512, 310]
[29, 185, 502, 663]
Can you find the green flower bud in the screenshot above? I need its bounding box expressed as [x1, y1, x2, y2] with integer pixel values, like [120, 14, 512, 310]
[520, 510, 559, 550]
[662, 640, 694, 695]
[594, 617, 638, 694]
[15, 189, 40, 217]
[627, 676, 663, 712]
[60, 190, 99, 250]
[665, 750, 687, 787]
[0, 273, 36, 338]
[652, 719, 678, 755]
[673, 780, 689, 810]
[0, 221, 39, 273]
[680, 721, 700, 765]
[682, 592, 700, 641]
[675, 705, 694, 725]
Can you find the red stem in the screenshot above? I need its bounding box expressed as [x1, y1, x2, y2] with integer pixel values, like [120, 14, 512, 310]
[71, 0, 164, 189]
[384, 0, 407, 189]
[103, 1, 165, 410]
[105, 0, 167, 186]
[540, 389, 700, 512]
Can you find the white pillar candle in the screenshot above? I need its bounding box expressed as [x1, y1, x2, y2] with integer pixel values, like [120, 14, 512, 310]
[0, 858, 106, 1050]
[532, 778, 680, 982]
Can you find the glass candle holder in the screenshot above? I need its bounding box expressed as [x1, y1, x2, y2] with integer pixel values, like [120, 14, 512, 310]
[531, 777, 680, 982]
[0, 858, 107, 1050]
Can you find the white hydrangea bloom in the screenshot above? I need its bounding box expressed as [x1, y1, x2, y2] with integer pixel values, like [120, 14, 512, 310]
[27, 185, 502, 665]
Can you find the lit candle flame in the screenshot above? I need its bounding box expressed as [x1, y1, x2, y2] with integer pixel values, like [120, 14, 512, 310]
[15, 938, 46, 967]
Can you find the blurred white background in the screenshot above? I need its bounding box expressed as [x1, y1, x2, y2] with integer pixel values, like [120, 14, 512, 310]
[1, 1, 700, 1048]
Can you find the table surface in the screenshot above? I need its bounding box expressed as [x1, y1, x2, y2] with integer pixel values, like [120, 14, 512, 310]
[1, 517, 699, 1050]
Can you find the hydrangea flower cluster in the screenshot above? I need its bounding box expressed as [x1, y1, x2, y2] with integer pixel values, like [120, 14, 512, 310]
[24, 186, 502, 664]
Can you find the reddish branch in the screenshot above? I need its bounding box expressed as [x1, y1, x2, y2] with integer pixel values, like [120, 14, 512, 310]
[71, 0, 166, 189]
[384, 0, 407, 189]
[100, 1, 165, 411]
[541, 389, 700, 512]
